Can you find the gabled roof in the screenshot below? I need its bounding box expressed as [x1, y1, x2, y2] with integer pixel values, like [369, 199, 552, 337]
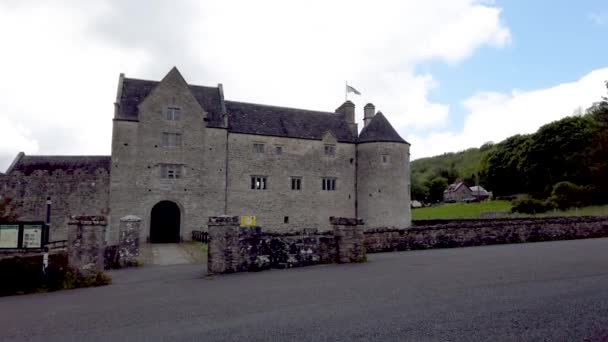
[444, 182, 470, 193]
[116, 77, 226, 127]
[8, 155, 111, 175]
[115, 75, 357, 143]
[357, 112, 408, 144]
[225, 101, 356, 143]
[470, 186, 488, 193]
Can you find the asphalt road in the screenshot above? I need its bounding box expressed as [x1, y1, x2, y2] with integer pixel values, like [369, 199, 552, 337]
[2, 238, 608, 342]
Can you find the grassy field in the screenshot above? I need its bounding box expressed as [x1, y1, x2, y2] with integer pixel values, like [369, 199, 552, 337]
[412, 200, 512, 220]
[412, 201, 608, 220]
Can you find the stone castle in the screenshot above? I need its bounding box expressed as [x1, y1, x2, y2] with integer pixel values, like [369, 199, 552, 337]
[0, 67, 411, 243]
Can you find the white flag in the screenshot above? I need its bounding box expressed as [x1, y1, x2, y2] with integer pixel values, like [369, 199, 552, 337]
[346, 84, 361, 95]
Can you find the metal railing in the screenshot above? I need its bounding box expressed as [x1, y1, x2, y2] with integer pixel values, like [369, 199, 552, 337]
[191, 231, 209, 243]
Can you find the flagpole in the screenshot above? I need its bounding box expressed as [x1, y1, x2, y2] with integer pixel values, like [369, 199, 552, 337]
[345, 80, 348, 101]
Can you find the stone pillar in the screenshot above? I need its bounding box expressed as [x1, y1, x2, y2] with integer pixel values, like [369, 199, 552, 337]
[208, 216, 242, 274]
[119, 215, 141, 267]
[67, 216, 107, 276]
[331, 217, 366, 263]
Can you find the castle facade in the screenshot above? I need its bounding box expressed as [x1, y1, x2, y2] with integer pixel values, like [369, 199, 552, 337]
[0, 68, 411, 243]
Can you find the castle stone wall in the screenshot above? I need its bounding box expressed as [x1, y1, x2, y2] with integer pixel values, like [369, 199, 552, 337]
[108, 70, 227, 243]
[0, 168, 110, 242]
[226, 133, 356, 231]
[357, 142, 411, 229]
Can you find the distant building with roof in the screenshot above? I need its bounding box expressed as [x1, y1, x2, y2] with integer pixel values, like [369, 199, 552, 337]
[0, 67, 411, 243]
[470, 185, 491, 200]
[443, 182, 472, 202]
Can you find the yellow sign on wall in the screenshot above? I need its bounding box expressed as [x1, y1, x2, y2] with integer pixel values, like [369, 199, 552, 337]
[240, 216, 256, 227]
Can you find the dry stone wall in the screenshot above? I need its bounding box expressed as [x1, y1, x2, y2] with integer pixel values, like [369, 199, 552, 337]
[365, 216, 608, 253]
[207, 216, 364, 274]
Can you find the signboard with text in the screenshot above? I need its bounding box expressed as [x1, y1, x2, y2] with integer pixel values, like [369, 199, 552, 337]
[0, 225, 19, 248]
[22, 225, 43, 248]
[0, 222, 47, 249]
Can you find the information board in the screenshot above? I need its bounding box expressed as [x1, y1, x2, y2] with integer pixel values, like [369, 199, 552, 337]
[22, 225, 43, 248]
[0, 224, 19, 248]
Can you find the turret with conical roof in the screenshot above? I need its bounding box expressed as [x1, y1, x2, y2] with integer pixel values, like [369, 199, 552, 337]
[356, 109, 411, 229]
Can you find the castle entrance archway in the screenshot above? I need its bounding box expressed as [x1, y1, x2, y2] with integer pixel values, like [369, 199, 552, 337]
[150, 201, 181, 243]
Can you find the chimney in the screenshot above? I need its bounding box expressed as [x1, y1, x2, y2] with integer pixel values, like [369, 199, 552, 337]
[336, 101, 357, 136]
[364, 103, 375, 128]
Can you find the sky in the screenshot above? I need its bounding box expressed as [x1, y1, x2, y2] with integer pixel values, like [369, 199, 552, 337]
[0, 0, 607, 170]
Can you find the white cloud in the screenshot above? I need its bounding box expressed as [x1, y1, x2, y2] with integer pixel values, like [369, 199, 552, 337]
[0, 0, 510, 170]
[408, 68, 608, 159]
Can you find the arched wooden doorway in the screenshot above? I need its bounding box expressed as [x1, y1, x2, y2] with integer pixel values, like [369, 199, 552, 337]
[150, 201, 181, 243]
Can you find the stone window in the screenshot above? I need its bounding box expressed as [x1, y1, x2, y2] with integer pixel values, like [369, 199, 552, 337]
[381, 154, 390, 164]
[291, 177, 301, 190]
[284, 216, 289, 223]
[275, 145, 283, 155]
[161, 133, 182, 147]
[322, 177, 336, 191]
[253, 143, 265, 154]
[251, 176, 267, 190]
[324, 144, 336, 157]
[160, 164, 182, 179]
[166, 106, 181, 121]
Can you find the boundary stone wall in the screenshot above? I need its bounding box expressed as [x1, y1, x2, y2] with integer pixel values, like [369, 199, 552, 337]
[208, 216, 364, 274]
[67, 216, 107, 276]
[366, 216, 608, 253]
[208, 216, 608, 274]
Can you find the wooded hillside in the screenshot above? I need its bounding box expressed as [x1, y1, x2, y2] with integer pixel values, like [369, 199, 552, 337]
[412, 82, 608, 205]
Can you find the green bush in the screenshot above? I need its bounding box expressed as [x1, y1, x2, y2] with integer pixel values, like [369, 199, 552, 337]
[511, 198, 555, 214]
[548, 181, 590, 210]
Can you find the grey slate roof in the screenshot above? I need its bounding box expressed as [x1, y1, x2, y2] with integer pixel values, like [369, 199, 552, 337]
[116, 78, 225, 126]
[116, 77, 357, 143]
[225, 101, 356, 143]
[9, 155, 111, 175]
[358, 113, 408, 144]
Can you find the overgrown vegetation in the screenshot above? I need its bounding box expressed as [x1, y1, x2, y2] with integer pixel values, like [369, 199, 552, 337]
[411, 81, 608, 211]
[0, 252, 111, 296]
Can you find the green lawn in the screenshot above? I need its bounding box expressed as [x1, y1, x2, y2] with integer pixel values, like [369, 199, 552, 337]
[412, 201, 608, 220]
[412, 200, 512, 220]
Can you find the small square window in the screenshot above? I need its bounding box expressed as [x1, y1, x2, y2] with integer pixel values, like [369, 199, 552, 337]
[251, 176, 267, 190]
[284, 216, 289, 224]
[324, 145, 336, 157]
[322, 177, 336, 191]
[275, 146, 283, 155]
[160, 164, 182, 179]
[166, 106, 181, 121]
[291, 177, 301, 190]
[381, 154, 389, 164]
[162, 133, 182, 147]
[253, 143, 265, 154]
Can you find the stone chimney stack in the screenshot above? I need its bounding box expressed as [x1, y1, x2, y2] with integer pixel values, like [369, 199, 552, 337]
[364, 103, 375, 128]
[336, 101, 357, 136]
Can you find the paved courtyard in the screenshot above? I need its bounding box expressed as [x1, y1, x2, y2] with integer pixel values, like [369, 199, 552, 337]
[1, 238, 608, 341]
[140, 242, 207, 265]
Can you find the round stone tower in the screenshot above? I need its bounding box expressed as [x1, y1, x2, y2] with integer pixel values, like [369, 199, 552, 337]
[356, 107, 411, 229]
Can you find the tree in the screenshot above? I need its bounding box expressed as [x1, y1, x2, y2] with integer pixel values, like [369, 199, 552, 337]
[426, 177, 448, 203]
